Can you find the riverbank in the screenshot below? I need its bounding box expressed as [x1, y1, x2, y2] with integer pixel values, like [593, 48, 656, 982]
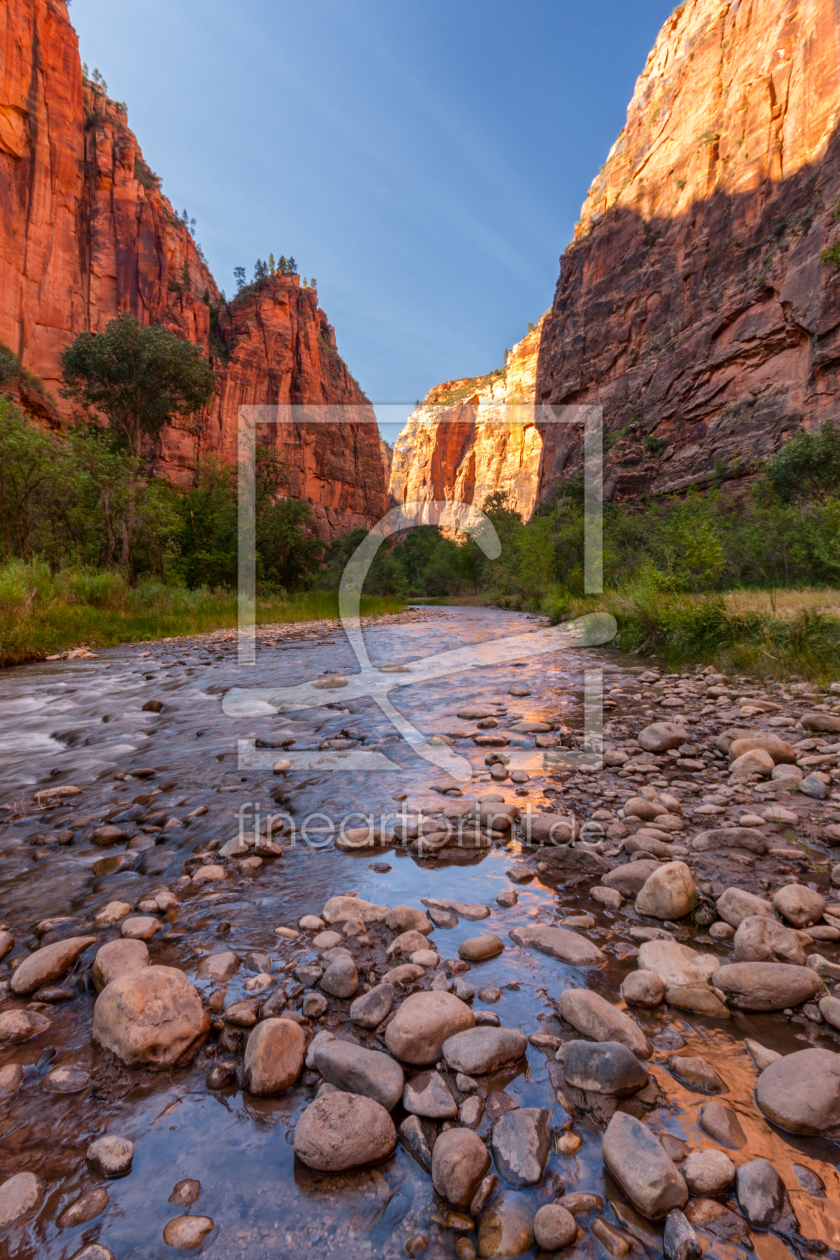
[0, 583, 406, 668]
[0, 605, 839, 1257]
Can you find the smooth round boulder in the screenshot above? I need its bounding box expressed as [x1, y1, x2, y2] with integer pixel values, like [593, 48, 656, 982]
[385, 991, 475, 1065]
[621, 970, 665, 1008]
[755, 1048, 840, 1134]
[442, 1027, 527, 1076]
[120, 915, 160, 942]
[86, 1135, 134, 1177]
[683, 1149, 736, 1197]
[92, 939, 150, 992]
[602, 1112, 688, 1219]
[0, 1009, 50, 1044]
[0, 1172, 43, 1227]
[93, 965, 209, 1068]
[293, 1092, 397, 1171]
[349, 982, 394, 1029]
[773, 763, 803, 784]
[730, 749, 774, 776]
[623, 798, 668, 822]
[10, 935, 97, 995]
[712, 963, 822, 1011]
[459, 935, 504, 962]
[558, 1040, 649, 1096]
[602, 861, 661, 898]
[736, 1159, 786, 1229]
[385, 906, 433, 935]
[320, 954, 358, 999]
[477, 1193, 535, 1258]
[715, 887, 775, 929]
[243, 1018, 305, 1096]
[559, 988, 652, 1059]
[312, 1039, 404, 1111]
[773, 884, 826, 929]
[431, 1127, 490, 1208]
[635, 862, 698, 920]
[533, 1204, 576, 1252]
[402, 1070, 458, 1119]
[638, 723, 689, 752]
[733, 917, 806, 966]
[729, 735, 795, 764]
[715, 962, 826, 1013]
[162, 1215, 214, 1250]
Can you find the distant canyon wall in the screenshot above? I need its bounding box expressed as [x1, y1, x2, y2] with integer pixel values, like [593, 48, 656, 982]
[0, 0, 386, 537]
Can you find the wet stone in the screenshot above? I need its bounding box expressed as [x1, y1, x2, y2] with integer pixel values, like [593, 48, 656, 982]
[294, 1092, 397, 1171]
[398, 1114, 437, 1172]
[162, 1215, 215, 1250]
[668, 1055, 726, 1093]
[736, 1159, 786, 1229]
[755, 1047, 840, 1134]
[432, 1127, 491, 1208]
[43, 1065, 89, 1093]
[602, 1112, 688, 1219]
[477, 1193, 535, 1258]
[490, 1107, 551, 1187]
[682, 1149, 736, 1196]
[664, 1210, 701, 1260]
[312, 1039, 404, 1111]
[402, 1069, 457, 1118]
[86, 1135, 134, 1177]
[698, 1100, 747, 1150]
[533, 1204, 577, 1251]
[0, 1172, 44, 1228]
[559, 1040, 649, 1096]
[169, 1179, 201, 1206]
[57, 1187, 110, 1228]
[442, 1027, 527, 1075]
[385, 990, 475, 1065]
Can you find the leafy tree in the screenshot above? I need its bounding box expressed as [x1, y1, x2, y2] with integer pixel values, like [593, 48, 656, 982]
[60, 313, 215, 569]
[765, 420, 840, 501]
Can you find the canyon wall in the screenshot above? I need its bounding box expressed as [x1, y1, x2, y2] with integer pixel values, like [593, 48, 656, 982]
[393, 0, 840, 509]
[388, 317, 546, 520]
[536, 0, 840, 501]
[0, 0, 386, 536]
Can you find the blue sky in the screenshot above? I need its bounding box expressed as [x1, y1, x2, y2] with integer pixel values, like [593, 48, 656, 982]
[70, 0, 673, 440]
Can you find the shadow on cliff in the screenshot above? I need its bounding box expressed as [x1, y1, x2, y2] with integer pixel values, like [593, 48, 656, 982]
[533, 119, 840, 501]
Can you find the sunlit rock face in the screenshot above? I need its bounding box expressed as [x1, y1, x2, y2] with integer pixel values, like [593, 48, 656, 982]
[389, 317, 547, 522]
[0, 0, 386, 537]
[394, 0, 840, 510]
[536, 0, 840, 500]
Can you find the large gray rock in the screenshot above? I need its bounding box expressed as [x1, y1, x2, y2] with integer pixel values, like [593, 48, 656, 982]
[621, 970, 665, 1008]
[699, 1100, 747, 1149]
[664, 1210, 701, 1260]
[11, 935, 97, 995]
[636, 863, 698, 920]
[534, 1204, 577, 1252]
[477, 1193, 535, 1258]
[312, 1039, 404, 1111]
[442, 1027, 527, 1076]
[736, 1159, 786, 1229]
[602, 861, 660, 898]
[431, 1127, 490, 1208]
[712, 962, 822, 1011]
[733, 917, 806, 966]
[402, 1070, 457, 1119]
[683, 1149, 735, 1197]
[559, 989, 652, 1059]
[491, 1108, 551, 1187]
[773, 884, 826, 928]
[92, 939, 149, 992]
[196, 951, 239, 982]
[559, 1040, 649, 1096]
[349, 982, 394, 1029]
[0, 1172, 43, 1228]
[755, 1048, 840, 1134]
[508, 924, 604, 966]
[320, 954, 358, 999]
[243, 1018, 305, 1096]
[691, 829, 767, 855]
[92, 965, 209, 1068]
[321, 896, 389, 924]
[294, 1092, 396, 1171]
[638, 722, 689, 752]
[602, 1112, 688, 1220]
[669, 1056, 726, 1093]
[716, 887, 775, 929]
[385, 991, 475, 1064]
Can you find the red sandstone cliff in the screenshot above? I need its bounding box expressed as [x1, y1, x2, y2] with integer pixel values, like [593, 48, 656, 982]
[0, 0, 386, 536]
[393, 0, 840, 508]
[537, 0, 840, 500]
[388, 317, 546, 519]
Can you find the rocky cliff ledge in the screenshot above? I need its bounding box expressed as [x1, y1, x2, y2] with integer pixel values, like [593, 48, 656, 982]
[389, 317, 546, 520]
[0, 0, 386, 536]
[537, 0, 840, 501]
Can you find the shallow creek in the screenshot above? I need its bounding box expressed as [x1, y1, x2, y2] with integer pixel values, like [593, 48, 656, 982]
[0, 606, 838, 1260]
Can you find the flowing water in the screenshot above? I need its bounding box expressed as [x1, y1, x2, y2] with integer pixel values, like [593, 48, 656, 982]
[0, 607, 837, 1259]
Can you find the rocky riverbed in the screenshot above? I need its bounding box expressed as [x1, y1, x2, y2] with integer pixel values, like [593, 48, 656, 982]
[1, 606, 840, 1260]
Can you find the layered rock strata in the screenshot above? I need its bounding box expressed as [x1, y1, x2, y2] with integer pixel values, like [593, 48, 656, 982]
[0, 0, 386, 536]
